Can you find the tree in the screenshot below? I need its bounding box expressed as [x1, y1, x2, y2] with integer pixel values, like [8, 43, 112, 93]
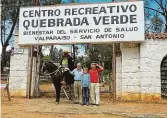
[85, 44, 112, 61]
[1, 0, 62, 73]
[145, 0, 167, 33]
[1, 0, 33, 72]
[49, 46, 60, 62]
[58, 48, 64, 62]
[43, 55, 51, 62]
[84, 44, 113, 70]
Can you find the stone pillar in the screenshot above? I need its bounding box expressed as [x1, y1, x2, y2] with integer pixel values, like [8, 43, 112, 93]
[120, 43, 140, 101]
[116, 56, 122, 100]
[9, 34, 29, 96]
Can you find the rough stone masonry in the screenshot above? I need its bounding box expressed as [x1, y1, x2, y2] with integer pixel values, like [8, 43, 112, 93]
[116, 38, 167, 102]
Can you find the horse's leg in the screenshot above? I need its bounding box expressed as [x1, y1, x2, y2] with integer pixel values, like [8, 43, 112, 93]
[52, 81, 57, 102]
[69, 84, 73, 100]
[52, 80, 59, 104]
[55, 83, 61, 104]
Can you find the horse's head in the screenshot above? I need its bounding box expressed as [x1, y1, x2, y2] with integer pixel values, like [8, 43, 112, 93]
[41, 62, 74, 85]
[41, 62, 58, 74]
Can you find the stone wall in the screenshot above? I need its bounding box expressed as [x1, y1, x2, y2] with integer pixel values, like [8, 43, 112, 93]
[140, 39, 167, 102]
[120, 43, 140, 101]
[116, 40, 167, 102]
[9, 35, 29, 96]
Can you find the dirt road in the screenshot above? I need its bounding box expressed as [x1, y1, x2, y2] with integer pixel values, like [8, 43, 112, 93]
[2, 98, 123, 118]
[1, 83, 167, 118]
[2, 96, 167, 118]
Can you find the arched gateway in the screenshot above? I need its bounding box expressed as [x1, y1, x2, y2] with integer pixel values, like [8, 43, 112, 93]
[161, 55, 167, 99]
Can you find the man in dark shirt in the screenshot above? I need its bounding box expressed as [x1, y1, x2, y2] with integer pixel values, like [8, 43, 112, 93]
[60, 50, 74, 71]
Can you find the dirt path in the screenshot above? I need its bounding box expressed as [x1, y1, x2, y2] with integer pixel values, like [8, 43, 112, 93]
[2, 97, 167, 118]
[1, 83, 167, 118]
[2, 98, 123, 118]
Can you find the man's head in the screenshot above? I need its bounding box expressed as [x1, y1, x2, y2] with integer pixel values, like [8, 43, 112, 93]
[63, 50, 69, 56]
[91, 63, 97, 69]
[76, 63, 81, 69]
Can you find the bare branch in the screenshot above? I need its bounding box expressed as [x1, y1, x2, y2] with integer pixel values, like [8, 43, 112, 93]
[145, 22, 153, 32]
[159, 0, 166, 15]
[154, 0, 165, 13]
[0, 31, 4, 46]
[4, 7, 19, 47]
[145, 6, 165, 15]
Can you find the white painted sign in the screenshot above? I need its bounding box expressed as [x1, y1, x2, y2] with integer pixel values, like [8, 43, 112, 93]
[14, 48, 24, 54]
[18, 1, 144, 45]
[0, 84, 7, 89]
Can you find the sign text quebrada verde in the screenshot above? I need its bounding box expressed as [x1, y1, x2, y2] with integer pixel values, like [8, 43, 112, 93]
[19, 1, 144, 45]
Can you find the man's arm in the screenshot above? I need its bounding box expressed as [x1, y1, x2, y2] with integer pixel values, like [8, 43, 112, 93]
[88, 74, 91, 87]
[68, 56, 74, 70]
[97, 64, 104, 71]
[60, 58, 63, 65]
[71, 69, 75, 75]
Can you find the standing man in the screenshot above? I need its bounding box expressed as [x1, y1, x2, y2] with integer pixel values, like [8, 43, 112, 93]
[60, 50, 74, 71]
[71, 63, 83, 104]
[89, 63, 104, 106]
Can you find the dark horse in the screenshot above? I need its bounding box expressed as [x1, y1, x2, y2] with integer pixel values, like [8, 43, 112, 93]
[42, 62, 74, 104]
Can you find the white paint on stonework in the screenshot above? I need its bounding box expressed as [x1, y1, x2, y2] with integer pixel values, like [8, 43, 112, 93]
[140, 39, 167, 95]
[116, 56, 122, 97]
[9, 35, 29, 96]
[120, 43, 140, 94]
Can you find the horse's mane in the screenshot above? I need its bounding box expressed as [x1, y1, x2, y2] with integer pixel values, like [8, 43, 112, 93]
[45, 61, 58, 69]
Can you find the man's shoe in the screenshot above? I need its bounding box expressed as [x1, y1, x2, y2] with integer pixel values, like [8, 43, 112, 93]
[90, 103, 96, 105]
[74, 102, 78, 104]
[81, 103, 85, 106]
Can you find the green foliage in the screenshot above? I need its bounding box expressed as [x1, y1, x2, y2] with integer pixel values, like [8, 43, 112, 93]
[43, 56, 51, 62]
[85, 44, 112, 62]
[49, 46, 64, 62]
[101, 69, 110, 85]
[102, 69, 109, 76]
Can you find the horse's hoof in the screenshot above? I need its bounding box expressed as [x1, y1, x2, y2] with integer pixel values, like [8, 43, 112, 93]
[55, 102, 59, 104]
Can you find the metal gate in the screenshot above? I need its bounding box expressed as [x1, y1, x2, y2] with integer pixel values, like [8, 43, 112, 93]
[161, 55, 167, 98]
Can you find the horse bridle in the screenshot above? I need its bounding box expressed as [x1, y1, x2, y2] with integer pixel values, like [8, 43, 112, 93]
[48, 66, 62, 76]
[42, 62, 69, 77]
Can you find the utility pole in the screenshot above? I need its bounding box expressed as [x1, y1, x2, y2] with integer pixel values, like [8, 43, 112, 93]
[112, 43, 116, 102]
[110, 0, 116, 103]
[72, 0, 76, 63]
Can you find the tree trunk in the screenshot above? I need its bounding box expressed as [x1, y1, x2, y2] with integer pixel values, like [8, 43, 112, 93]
[165, 15, 167, 32]
[50, 45, 54, 61]
[1, 46, 7, 73]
